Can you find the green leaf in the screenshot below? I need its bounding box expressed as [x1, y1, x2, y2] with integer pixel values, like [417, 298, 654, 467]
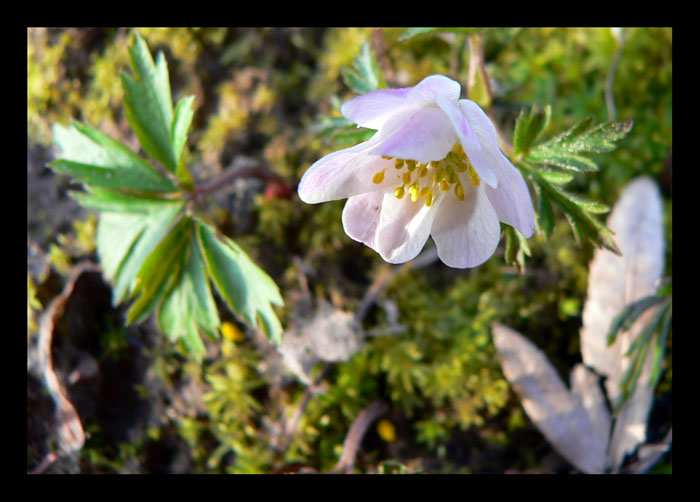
[398, 27, 487, 41]
[527, 117, 633, 173]
[51, 122, 177, 193]
[106, 200, 186, 304]
[504, 225, 531, 272]
[196, 220, 283, 344]
[126, 215, 192, 324]
[606, 294, 666, 346]
[341, 42, 385, 94]
[156, 224, 221, 359]
[121, 31, 179, 173]
[532, 173, 619, 254]
[513, 105, 552, 157]
[171, 95, 196, 187]
[533, 182, 555, 240]
[69, 186, 177, 214]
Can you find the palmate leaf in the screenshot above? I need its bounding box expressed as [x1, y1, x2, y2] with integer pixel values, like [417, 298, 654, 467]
[48, 29, 285, 356]
[51, 122, 177, 193]
[121, 31, 194, 181]
[341, 41, 385, 94]
[527, 116, 634, 173]
[197, 221, 284, 345]
[513, 110, 632, 254]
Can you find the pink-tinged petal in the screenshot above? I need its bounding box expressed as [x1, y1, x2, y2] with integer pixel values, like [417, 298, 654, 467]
[484, 158, 535, 237]
[436, 95, 481, 152]
[372, 106, 457, 163]
[409, 75, 462, 104]
[374, 191, 445, 264]
[431, 183, 501, 268]
[454, 99, 518, 189]
[341, 87, 411, 130]
[342, 191, 384, 250]
[298, 135, 403, 204]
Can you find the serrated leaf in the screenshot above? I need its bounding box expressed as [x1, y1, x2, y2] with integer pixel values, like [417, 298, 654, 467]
[126, 215, 192, 324]
[341, 42, 385, 94]
[107, 200, 186, 304]
[537, 170, 574, 185]
[156, 227, 221, 359]
[171, 95, 196, 187]
[121, 31, 178, 173]
[534, 175, 619, 253]
[51, 122, 177, 193]
[196, 221, 283, 344]
[513, 104, 551, 157]
[606, 294, 666, 346]
[70, 186, 176, 214]
[527, 117, 633, 173]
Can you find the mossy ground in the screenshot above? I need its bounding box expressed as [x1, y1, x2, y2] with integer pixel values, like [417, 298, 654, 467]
[27, 27, 671, 474]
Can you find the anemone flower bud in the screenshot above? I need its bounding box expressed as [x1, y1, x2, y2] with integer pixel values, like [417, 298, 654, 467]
[299, 75, 535, 268]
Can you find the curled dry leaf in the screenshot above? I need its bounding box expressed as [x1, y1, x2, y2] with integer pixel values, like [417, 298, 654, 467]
[580, 176, 665, 469]
[278, 300, 364, 384]
[492, 323, 610, 474]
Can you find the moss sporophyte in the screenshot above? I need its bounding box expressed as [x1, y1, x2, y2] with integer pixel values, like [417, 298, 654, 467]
[298, 75, 535, 268]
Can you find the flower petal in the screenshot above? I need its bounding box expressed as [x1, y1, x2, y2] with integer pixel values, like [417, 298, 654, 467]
[372, 106, 457, 163]
[298, 135, 403, 203]
[374, 191, 445, 264]
[448, 99, 516, 189]
[342, 190, 384, 250]
[409, 75, 461, 104]
[340, 87, 412, 130]
[484, 160, 535, 238]
[431, 183, 501, 268]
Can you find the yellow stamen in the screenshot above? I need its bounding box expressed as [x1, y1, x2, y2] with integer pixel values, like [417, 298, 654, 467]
[403, 171, 412, 185]
[425, 191, 434, 207]
[440, 180, 450, 192]
[420, 185, 430, 197]
[395, 186, 406, 199]
[455, 182, 465, 201]
[418, 164, 429, 177]
[394, 158, 404, 170]
[372, 169, 386, 184]
[409, 182, 420, 202]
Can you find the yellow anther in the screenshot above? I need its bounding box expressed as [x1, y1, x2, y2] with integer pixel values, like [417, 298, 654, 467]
[455, 161, 468, 173]
[403, 171, 412, 185]
[420, 185, 430, 197]
[381, 155, 393, 160]
[372, 169, 386, 184]
[440, 180, 450, 192]
[418, 165, 429, 177]
[394, 185, 406, 199]
[407, 161, 418, 172]
[425, 191, 434, 207]
[447, 170, 458, 184]
[409, 182, 420, 202]
[467, 165, 480, 186]
[455, 182, 465, 201]
[394, 158, 404, 170]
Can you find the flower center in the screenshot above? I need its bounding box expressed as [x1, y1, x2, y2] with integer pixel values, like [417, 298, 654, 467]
[373, 143, 480, 207]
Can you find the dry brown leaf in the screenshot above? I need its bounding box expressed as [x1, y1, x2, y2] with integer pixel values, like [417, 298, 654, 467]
[493, 323, 610, 473]
[278, 300, 363, 384]
[579, 176, 665, 469]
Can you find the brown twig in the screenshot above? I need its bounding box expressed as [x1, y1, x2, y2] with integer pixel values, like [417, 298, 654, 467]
[192, 163, 290, 202]
[332, 401, 390, 474]
[36, 261, 101, 462]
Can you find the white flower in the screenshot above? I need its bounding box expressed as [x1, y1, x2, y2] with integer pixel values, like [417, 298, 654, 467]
[298, 75, 535, 268]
